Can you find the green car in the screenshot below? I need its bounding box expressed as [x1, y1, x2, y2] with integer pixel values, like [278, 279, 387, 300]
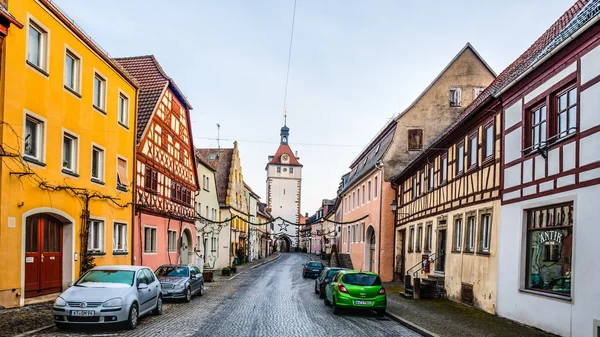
[324, 270, 386, 316]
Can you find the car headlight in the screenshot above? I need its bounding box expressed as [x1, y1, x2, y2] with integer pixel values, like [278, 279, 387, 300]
[102, 298, 123, 308]
[174, 283, 186, 290]
[54, 297, 67, 307]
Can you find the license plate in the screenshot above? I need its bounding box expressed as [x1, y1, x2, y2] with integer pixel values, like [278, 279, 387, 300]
[354, 300, 372, 305]
[70, 310, 95, 316]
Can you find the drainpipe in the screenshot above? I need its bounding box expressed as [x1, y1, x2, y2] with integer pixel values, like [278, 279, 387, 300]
[375, 161, 383, 275]
[391, 184, 399, 281]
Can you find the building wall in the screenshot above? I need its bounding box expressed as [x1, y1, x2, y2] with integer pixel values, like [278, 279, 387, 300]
[217, 208, 232, 269]
[0, 0, 136, 307]
[383, 47, 495, 181]
[194, 162, 222, 271]
[497, 187, 599, 337]
[268, 176, 301, 245]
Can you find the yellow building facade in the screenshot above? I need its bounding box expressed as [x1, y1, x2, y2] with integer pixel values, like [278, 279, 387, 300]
[0, 0, 137, 308]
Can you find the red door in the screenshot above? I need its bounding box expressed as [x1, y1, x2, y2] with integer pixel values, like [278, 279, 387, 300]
[25, 215, 62, 298]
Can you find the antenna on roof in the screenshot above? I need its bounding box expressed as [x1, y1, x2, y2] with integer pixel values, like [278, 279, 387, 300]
[216, 123, 221, 156]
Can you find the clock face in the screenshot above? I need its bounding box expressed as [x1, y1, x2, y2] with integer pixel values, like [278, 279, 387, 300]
[282, 154, 289, 161]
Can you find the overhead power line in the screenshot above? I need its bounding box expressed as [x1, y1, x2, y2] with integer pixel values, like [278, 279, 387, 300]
[193, 136, 363, 148]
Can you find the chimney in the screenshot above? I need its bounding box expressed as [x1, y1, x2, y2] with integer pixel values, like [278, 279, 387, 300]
[305, 212, 308, 217]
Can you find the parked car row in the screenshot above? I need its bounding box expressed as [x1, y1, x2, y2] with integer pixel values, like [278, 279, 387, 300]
[53, 264, 205, 330]
[303, 262, 387, 317]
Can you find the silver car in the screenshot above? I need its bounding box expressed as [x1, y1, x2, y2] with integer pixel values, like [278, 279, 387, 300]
[53, 265, 162, 330]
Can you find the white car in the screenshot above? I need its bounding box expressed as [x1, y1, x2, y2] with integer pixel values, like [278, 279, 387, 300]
[52, 265, 162, 329]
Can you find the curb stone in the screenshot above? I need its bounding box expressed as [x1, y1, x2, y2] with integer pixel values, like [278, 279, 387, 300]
[13, 324, 55, 337]
[385, 311, 440, 337]
[250, 253, 281, 269]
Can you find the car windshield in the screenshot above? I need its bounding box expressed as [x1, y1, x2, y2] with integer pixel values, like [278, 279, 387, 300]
[307, 262, 322, 268]
[327, 269, 341, 278]
[75, 270, 134, 288]
[342, 273, 382, 286]
[155, 266, 189, 278]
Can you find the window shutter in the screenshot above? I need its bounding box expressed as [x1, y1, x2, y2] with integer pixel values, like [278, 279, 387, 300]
[457, 88, 462, 106]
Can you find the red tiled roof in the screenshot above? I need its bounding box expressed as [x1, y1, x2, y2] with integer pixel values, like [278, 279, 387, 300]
[113, 55, 192, 142]
[194, 150, 217, 172]
[195, 148, 233, 206]
[243, 182, 260, 199]
[268, 144, 302, 166]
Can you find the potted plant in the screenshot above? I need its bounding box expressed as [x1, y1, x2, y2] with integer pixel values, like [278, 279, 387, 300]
[221, 267, 231, 276]
[203, 271, 214, 282]
[230, 264, 237, 273]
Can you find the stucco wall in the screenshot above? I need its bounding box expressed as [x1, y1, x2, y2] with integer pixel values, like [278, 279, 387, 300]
[383, 47, 495, 181]
[497, 187, 600, 337]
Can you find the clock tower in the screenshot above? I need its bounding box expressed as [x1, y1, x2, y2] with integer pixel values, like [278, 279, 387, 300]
[266, 119, 302, 251]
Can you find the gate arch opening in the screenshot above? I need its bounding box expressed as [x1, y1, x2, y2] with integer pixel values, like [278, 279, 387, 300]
[365, 225, 376, 272]
[275, 235, 292, 252]
[180, 228, 193, 265]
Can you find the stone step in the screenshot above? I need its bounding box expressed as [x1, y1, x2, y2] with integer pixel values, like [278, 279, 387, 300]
[400, 291, 414, 299]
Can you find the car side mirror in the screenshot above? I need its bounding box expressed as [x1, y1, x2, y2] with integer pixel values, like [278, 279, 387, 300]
[67, 281, 74, 288]
[137, 283, 148, 290]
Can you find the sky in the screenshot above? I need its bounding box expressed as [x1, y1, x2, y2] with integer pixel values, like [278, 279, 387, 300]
[54, 0, 575, 215]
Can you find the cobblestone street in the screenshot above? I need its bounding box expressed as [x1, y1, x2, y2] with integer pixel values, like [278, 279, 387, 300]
[34, 253, 421, 337]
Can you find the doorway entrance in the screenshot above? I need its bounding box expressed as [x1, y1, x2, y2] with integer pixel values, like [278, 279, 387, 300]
[435, 229, 447, 273]
[180, 229, 193, 265]
[396, 229, 406, 280]
[366, 226, 376, 272]
[25, 214, 63, 298]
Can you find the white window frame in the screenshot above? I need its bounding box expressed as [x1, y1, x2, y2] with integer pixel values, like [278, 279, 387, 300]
[116, 155, 129, 191]
[469, 135, 478, 168]
[144, 226, 157, 253]
[454, 219, 462, 251]
[93, 70, 108, 112]
[467, 216, 475, 252]
[420, 171, 425, 195]
[457, 144, 465, 174]
[168, 230, 177, 252]
[450, 87, 462, 107]
[63, 46, 82, 95]
[61, 129, 79, 174]
[91, 143, 106, 183]
[481, 214, 491, 253]
[374, 175, 378, 199]
[473, 87, 485, 99]
[367, 180, 371, 202]
[87, 218, 105, 252]
[23, 111, 47, 164]
[26, 16, 50, 73]
[112, 222, 128, 252]
[118, 90, 130, 127]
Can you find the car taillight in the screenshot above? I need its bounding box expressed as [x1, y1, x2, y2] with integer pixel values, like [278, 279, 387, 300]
[378, 287, 386, 295]
[304, 267, 310, 271]
[338, 283, 349, 294]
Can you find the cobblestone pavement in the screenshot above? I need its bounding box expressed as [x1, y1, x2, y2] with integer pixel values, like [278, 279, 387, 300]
[34, 253, 421, 337]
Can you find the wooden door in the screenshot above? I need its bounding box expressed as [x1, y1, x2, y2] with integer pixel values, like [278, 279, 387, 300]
[435, 230, 446, 273]
[25, 215, 62, 298]
[369, 231, 376, 272]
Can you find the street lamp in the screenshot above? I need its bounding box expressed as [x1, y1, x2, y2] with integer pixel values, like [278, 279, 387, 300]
[390, 200, 398, 213]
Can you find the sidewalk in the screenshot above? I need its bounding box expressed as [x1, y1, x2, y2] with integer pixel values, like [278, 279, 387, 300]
[211, 252, 281, 282]
[0, 302, 54, 336]
[384, 282, 557, 337]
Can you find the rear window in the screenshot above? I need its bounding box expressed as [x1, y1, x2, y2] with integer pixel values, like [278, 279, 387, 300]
[327, 270, 341, 278]
[307, 262, 322, 267]
[342, 273, 382, 286]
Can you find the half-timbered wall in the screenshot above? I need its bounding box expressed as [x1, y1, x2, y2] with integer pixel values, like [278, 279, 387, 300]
[136, 89, 196, 219]
[394, 111, 502, 313]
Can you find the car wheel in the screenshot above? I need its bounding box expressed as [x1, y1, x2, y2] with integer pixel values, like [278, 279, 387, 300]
[323, 295, 330, 306]
[332, 298, 341, 315]
[314, 282, 319, 294]
[184, 286, 192, 302]
[55, 322, 68, 330]
[376, 308, 386, 317]
[152, 295, 163, 315]
[198, 282, 205, 297]
[319, 287, 325, 299]
[302, 272, 306, 279]
[125, 303, 139, 330]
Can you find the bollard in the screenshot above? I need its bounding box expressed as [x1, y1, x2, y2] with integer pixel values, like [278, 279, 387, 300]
[414, 277, 421, 300]
[404, 274, 411, 288]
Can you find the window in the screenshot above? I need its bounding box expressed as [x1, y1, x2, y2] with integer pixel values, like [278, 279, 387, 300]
[87, 220, 104, 252]
[408, 129, 423, 150]
[425, 224, 433, 252]
[145, 167, 158, 192]
[91, 146, 105, 182]
[290, 167, 294, 174]
[469, 135, 478, 168]
[525, 203, 572, 297]
[277, 167, 281, 173]
[428, 166, 434, 190]
[557, 87, 577, 138]
[24, 115, 44, 162]
[420, 171, 425, 195]
[64, 50, 80, 93]
[408, 227, 415, 252]
[362, 185, 365, 204]
[473, 87, 485, 98]
[168, 230, 177, 252]
[440, 155, 448, 184]
[357, 189, 360, 207]
[353, 192, 356, 209]
[416, 226, 423, 252]
[93, 73, 106, 111]
[62, 133, 77, 173]
[479, 213, 492, 253]
[113, 223, 127, 252]
[450, 88, 462, 107]
[456, 143, 464, 174]
[144, 227, 157, 253]
[118, 94, 129, 126]
[530, 105, 547, 148]
[412, 175, 417, 199]
[367, 181, 371, 201]
[484, 123, 494, 159]
[27, 22, 47, 71]
[117, 157, 129, 191]
[465, 216, 475, 252]
[453, 218, 462, 251]
[374, 176, 378, 198]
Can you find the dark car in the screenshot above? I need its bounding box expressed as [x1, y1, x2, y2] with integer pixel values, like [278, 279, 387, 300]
[315, 267, 346, 298]
[155, 264, 205, 302]
[302, 261, 325, 278]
